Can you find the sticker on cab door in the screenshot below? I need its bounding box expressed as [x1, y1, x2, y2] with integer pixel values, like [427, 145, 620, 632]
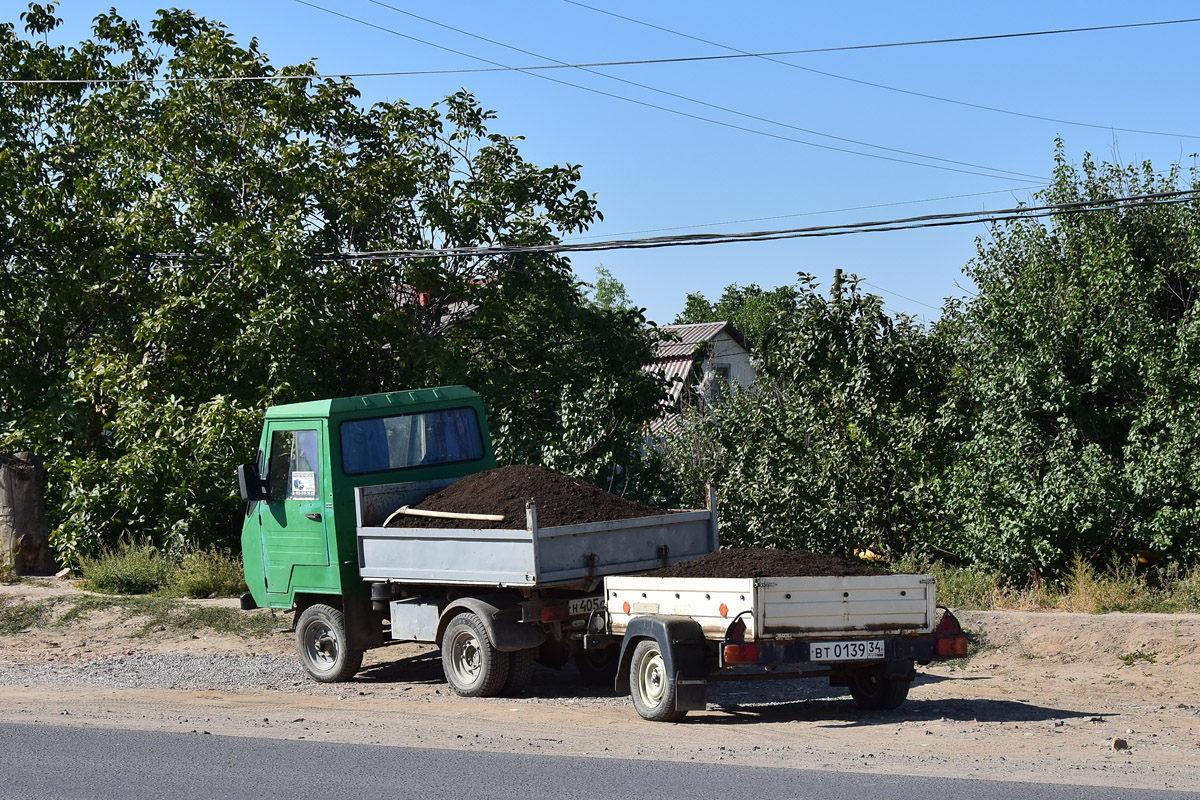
[290, 471, 316, 500]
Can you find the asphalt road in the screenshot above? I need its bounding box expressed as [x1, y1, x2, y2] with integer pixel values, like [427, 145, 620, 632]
[0, 723, 1192, 800]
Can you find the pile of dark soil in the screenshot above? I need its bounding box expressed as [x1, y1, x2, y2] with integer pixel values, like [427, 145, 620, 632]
[386, 465, 666, 530]
[645, 547, 890, 578]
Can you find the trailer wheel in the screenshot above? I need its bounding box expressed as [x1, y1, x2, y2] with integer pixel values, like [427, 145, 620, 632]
[441, 612, 510, 697]
[846, 664, 910, 710]
[503, 647, 537, 696]
[574, 646, 620, 686]
[295, 603, 364, 683]
[629, 640, 686, 722]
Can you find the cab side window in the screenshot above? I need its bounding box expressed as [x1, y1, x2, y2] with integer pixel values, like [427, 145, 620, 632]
[268, 429, 320, 501]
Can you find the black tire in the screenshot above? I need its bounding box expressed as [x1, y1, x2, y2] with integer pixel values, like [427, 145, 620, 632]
[503, 647, 537, 696]
[295, 603, 364, 683]
[574, 646, 620, 686]
[441, 612, 510, 697]
[846, 664, 911, 710]
[629, 639, 686, 722]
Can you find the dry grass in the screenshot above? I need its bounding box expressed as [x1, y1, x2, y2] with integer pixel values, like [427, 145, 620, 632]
[896, 553, 1200, 614]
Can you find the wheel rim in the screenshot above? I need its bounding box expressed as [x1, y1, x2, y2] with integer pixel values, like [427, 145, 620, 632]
[449, 627, 482, 686]
[303, 620, 338, 671]
[636, 648, 667, 708]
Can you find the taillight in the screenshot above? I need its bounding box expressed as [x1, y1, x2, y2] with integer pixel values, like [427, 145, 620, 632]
[723, 643, 759, 664]
[934, 608, 968, 657]
[936, 636, 969, 657]
[540, 604, 568, 622]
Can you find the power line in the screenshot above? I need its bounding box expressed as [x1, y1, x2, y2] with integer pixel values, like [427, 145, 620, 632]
[317, 189, 1198, 260]
[861, 281, 943, 311]
[361, 0, 1040, 181]
[563, 1, 1200, 142]
[561, 3, 1200, 56]
[292, 0, 1037, 181]
[563, 185, 1045, 241]
[7, 190, 1190, 266]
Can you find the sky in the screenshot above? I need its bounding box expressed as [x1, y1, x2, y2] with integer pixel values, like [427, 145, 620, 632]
[9, 1, 1200, 324]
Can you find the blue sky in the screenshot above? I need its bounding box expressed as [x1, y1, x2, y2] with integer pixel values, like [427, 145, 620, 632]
[13, 1, 1200, 324]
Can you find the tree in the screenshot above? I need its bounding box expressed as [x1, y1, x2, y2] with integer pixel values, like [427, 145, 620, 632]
[584, 265, 637, 312]
[941, 147, 1200, 578]
[673, 281, 802, 354]
[662, 274, 952, 557]
[0, 4, 665, 562]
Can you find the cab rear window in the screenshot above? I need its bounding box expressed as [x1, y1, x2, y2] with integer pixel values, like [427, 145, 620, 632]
[340, 407, 484, 475]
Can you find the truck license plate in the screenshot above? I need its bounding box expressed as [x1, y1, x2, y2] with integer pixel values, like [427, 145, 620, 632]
[568, 595, 605, 616]
[810, 640, 886, 662]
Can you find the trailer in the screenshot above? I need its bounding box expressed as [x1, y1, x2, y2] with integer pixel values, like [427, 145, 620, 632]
[237, 386, 968, 721]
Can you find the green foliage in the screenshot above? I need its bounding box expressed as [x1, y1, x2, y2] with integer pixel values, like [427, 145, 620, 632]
[942, 145, 1200, 578]
[0, 4, 664, 561]
[1118, 650, 1157, 666]
[674, 282, 802, 353]
[662, 273, 952, 557]
[585, 265, 637, 312]
[170, 546, 247, 599]
[79, 540, 176, 595]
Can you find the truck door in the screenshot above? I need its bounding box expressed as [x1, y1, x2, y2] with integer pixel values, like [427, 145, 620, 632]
[259, 424, 330, 594]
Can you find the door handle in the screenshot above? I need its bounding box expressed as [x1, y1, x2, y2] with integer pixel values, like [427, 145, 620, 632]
[305, 512, 322, 522]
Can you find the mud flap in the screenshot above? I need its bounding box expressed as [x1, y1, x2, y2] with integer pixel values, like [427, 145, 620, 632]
[615, 616, 709, 711]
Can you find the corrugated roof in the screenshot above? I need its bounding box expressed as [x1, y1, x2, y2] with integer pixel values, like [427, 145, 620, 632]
[644, 356, 695, 405]
[653, 321, 747, 359]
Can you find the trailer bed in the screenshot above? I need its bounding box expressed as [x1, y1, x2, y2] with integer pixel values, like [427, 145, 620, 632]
[605, 573, 937, 640]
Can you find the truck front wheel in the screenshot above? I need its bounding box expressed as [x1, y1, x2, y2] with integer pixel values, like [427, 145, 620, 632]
[629, 640, 686, 722]
[295, 603, 364, 683]
[441, 612, 510, 697]
[846, 664, 910, 710]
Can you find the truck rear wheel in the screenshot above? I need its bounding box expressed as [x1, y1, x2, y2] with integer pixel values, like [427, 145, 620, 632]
[629, 639, 687, 722]
[503, 647, 537, 696]
[441, 612, 510, 697]
[295, 603, 364, 683]
[846, 664, 910, 710]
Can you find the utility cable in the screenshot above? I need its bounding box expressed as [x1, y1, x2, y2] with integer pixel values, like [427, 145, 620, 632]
[287, 0, 1035, 181]
[563, 1, 1200, 141]
[6, 190, 1191, 265]
[359, 0, 1041, 181]
[563, 185, 1045, 240]
[317, 189, 1198, 260]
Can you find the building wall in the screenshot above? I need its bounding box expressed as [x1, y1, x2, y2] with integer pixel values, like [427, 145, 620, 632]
[700, 330, 756, 398]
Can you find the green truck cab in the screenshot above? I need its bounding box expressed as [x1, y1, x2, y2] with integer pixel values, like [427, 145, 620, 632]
[238, 385, 495, 657]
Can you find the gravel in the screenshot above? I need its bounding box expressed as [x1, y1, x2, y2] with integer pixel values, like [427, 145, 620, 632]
[0, 653, 315, 693]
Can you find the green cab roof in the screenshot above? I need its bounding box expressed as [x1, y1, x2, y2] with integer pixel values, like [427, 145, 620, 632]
[264, 385, 482, 420]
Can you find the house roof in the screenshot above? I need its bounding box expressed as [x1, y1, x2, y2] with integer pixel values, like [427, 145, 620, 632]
[653, 321, 748, 360]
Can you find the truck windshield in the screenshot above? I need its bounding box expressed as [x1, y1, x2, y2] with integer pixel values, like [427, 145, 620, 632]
[340, 407, 484, 475]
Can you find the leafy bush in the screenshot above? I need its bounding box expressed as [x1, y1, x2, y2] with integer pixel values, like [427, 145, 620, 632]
[80, 541, 176, 595]
[170, 546, 247, 599]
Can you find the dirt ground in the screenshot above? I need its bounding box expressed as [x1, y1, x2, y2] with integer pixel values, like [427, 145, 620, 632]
[1, 580, 1199, 792]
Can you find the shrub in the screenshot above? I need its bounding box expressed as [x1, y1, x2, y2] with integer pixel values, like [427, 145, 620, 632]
[170, 546, 247, 599]
[80, 540, 176, 595]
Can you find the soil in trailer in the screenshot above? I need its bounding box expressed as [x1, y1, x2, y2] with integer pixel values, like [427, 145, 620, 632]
[386, 464, 667, 530]
[644, 547, 889, 578]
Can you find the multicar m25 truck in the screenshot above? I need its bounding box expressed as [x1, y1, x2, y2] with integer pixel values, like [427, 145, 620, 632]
[238, 386, 968, 722]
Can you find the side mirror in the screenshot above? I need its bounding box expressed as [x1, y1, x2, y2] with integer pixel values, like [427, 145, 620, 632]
[237, 462, 269, 501]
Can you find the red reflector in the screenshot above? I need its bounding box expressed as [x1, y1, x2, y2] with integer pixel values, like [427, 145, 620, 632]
[719, 602, 729, 618]
[936, 636, 969, 657]
[541, 605, 567, 622]
[723, 643, 759, 664]
[622, 601, 631, 615]
[936, 609, 963, 635]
